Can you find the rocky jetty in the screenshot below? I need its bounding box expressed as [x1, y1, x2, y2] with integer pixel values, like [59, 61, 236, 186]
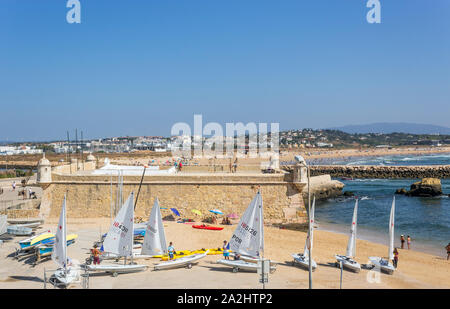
[309, 165, 450, 179]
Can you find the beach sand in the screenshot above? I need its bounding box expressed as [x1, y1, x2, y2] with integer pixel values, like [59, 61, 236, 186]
[0, 218, 448, 289]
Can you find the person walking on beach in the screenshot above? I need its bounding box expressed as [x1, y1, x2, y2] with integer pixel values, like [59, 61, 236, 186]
[445, 243, 450, 260]
[393, 248, 399, 268]
[168, 242, 175, 260]
[407, 235, 411, 250]
[233, 158, 238, 173]
[91, 245, 101, 265]
[12, 181, 15, 191]
[400, 235, 405, 249]
[223, 240, 230, 260]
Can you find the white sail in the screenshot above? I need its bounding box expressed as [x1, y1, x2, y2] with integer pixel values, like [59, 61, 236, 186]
[141, 197, 167, 255]
[103, 193, 135, 257]
[52, 196, 67, 269]
[229, 191, 264, 257]
[346, 199, 358, 257]
[303, 196, 316, 259]
[388, 196, 395, 261]
[0, 215, 7, 236]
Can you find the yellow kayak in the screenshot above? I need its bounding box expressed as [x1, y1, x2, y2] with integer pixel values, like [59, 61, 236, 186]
[157, 250, 192, 261]
[30, 233, 55, 246]
[191, 248, 232, 255]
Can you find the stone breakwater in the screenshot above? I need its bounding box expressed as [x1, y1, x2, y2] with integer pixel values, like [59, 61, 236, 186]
[309, 165, 450, 179]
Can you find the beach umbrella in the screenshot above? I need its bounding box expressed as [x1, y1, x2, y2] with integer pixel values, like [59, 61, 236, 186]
[191, 209, 202, 216]
[209, 209, 223, 215]
[227, 213, 239, 219]
[170, 208, 180, 217]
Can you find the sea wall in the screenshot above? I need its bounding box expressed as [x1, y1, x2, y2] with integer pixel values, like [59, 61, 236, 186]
[302, 175, 345, 202]
[40, 173, 309, 224]
[309, 165, 450, 179]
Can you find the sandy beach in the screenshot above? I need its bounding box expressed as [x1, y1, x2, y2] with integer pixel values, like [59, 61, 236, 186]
[1, 218, 448, 289]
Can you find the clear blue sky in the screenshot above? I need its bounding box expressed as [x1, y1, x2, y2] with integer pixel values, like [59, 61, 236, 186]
[1, 0, 449, 141]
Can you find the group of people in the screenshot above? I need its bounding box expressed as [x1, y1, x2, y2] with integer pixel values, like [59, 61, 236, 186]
[392, 235, 412, 269]
[400, 235, 412, 250]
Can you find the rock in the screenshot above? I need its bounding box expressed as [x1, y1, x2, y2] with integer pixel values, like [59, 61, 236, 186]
[395, 188, 407, 195]
[405, 178, 442, 197]
[343, 191, 354, 197]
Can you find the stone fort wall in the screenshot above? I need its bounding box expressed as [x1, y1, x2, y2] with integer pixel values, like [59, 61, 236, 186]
[40, 173, 308, 224]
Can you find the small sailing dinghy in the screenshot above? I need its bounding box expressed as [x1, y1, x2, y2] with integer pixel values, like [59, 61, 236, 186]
[143, 198, 208, 270]
[216, 191, 276, 273]
[134, 197, 167, 260]
[335, 199, 361, 273]
[85, 192, 148, 276]
[291, 197, 317, 271]
[50, 196, 80, 287]
[7, 225, 33, 236]
[154, 251, 209, 270]
[369, 197, 396, 275]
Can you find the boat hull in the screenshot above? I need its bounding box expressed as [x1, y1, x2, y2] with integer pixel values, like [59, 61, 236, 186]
[216, 259, 277, 273]
[154, 252, 207, 270]
[52, 267, 80, 286]
[335, 254, 361, 273]
[86, 264, 148, 275]
[291, 253, 317, 271]
[7, 226, 33, 236]
[369, 256, 395, 274]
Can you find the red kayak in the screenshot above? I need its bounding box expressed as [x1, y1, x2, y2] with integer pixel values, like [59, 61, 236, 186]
[192, 224, 224, 231]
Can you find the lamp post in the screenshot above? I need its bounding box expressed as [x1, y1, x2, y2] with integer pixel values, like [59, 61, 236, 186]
[295, 155, 312, 289]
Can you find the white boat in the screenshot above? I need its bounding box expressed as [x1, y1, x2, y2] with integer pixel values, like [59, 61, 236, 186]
[86, 192, 147, 276]
[291, 197, 317, 271]
[86, 263, 148, 276]
[52, 266, 80, 286]
[15, 222, 42, 229]
[50, 195, 80, 287]
[216, 191, 276, 273]
[228, 252, 278, 266]
[369, 197, 396, 275]
[334, 199, 361, 273]
[134, 198, 168, 260]
[217, 258, 277, 273]
[154, 251, 208, 270]
[7, 225, 33, 236]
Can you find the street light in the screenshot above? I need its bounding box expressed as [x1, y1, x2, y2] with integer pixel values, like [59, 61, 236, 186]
[294, 155, 312, 289]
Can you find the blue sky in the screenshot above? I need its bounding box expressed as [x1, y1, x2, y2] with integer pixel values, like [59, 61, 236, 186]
[1, 0, 449, 141]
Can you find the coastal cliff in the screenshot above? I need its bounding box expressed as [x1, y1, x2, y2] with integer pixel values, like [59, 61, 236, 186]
[309, 165, 450, 179]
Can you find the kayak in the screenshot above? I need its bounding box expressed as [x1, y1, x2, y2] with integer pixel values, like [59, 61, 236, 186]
[191, 248, 231, 255]
[37, 234, 78, 256]
[159, 250, 193, 261]
[192, 225, 224, 231]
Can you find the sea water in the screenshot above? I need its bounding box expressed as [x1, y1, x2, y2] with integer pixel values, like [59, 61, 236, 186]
[315, 178, 450, 256]
[309, 152, 450, 166]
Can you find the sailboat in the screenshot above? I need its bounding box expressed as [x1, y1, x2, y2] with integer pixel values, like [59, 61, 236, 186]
[151, 198, 209, 270]
[335, 198, 361, 273]
[86, 192, 148, 276]
[51, 195, 80, 286]
[133, 197, 167, 259]
[291, 196, 317, 271]
[369, 197, 396, 275]
[216, 191, 276, 273]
